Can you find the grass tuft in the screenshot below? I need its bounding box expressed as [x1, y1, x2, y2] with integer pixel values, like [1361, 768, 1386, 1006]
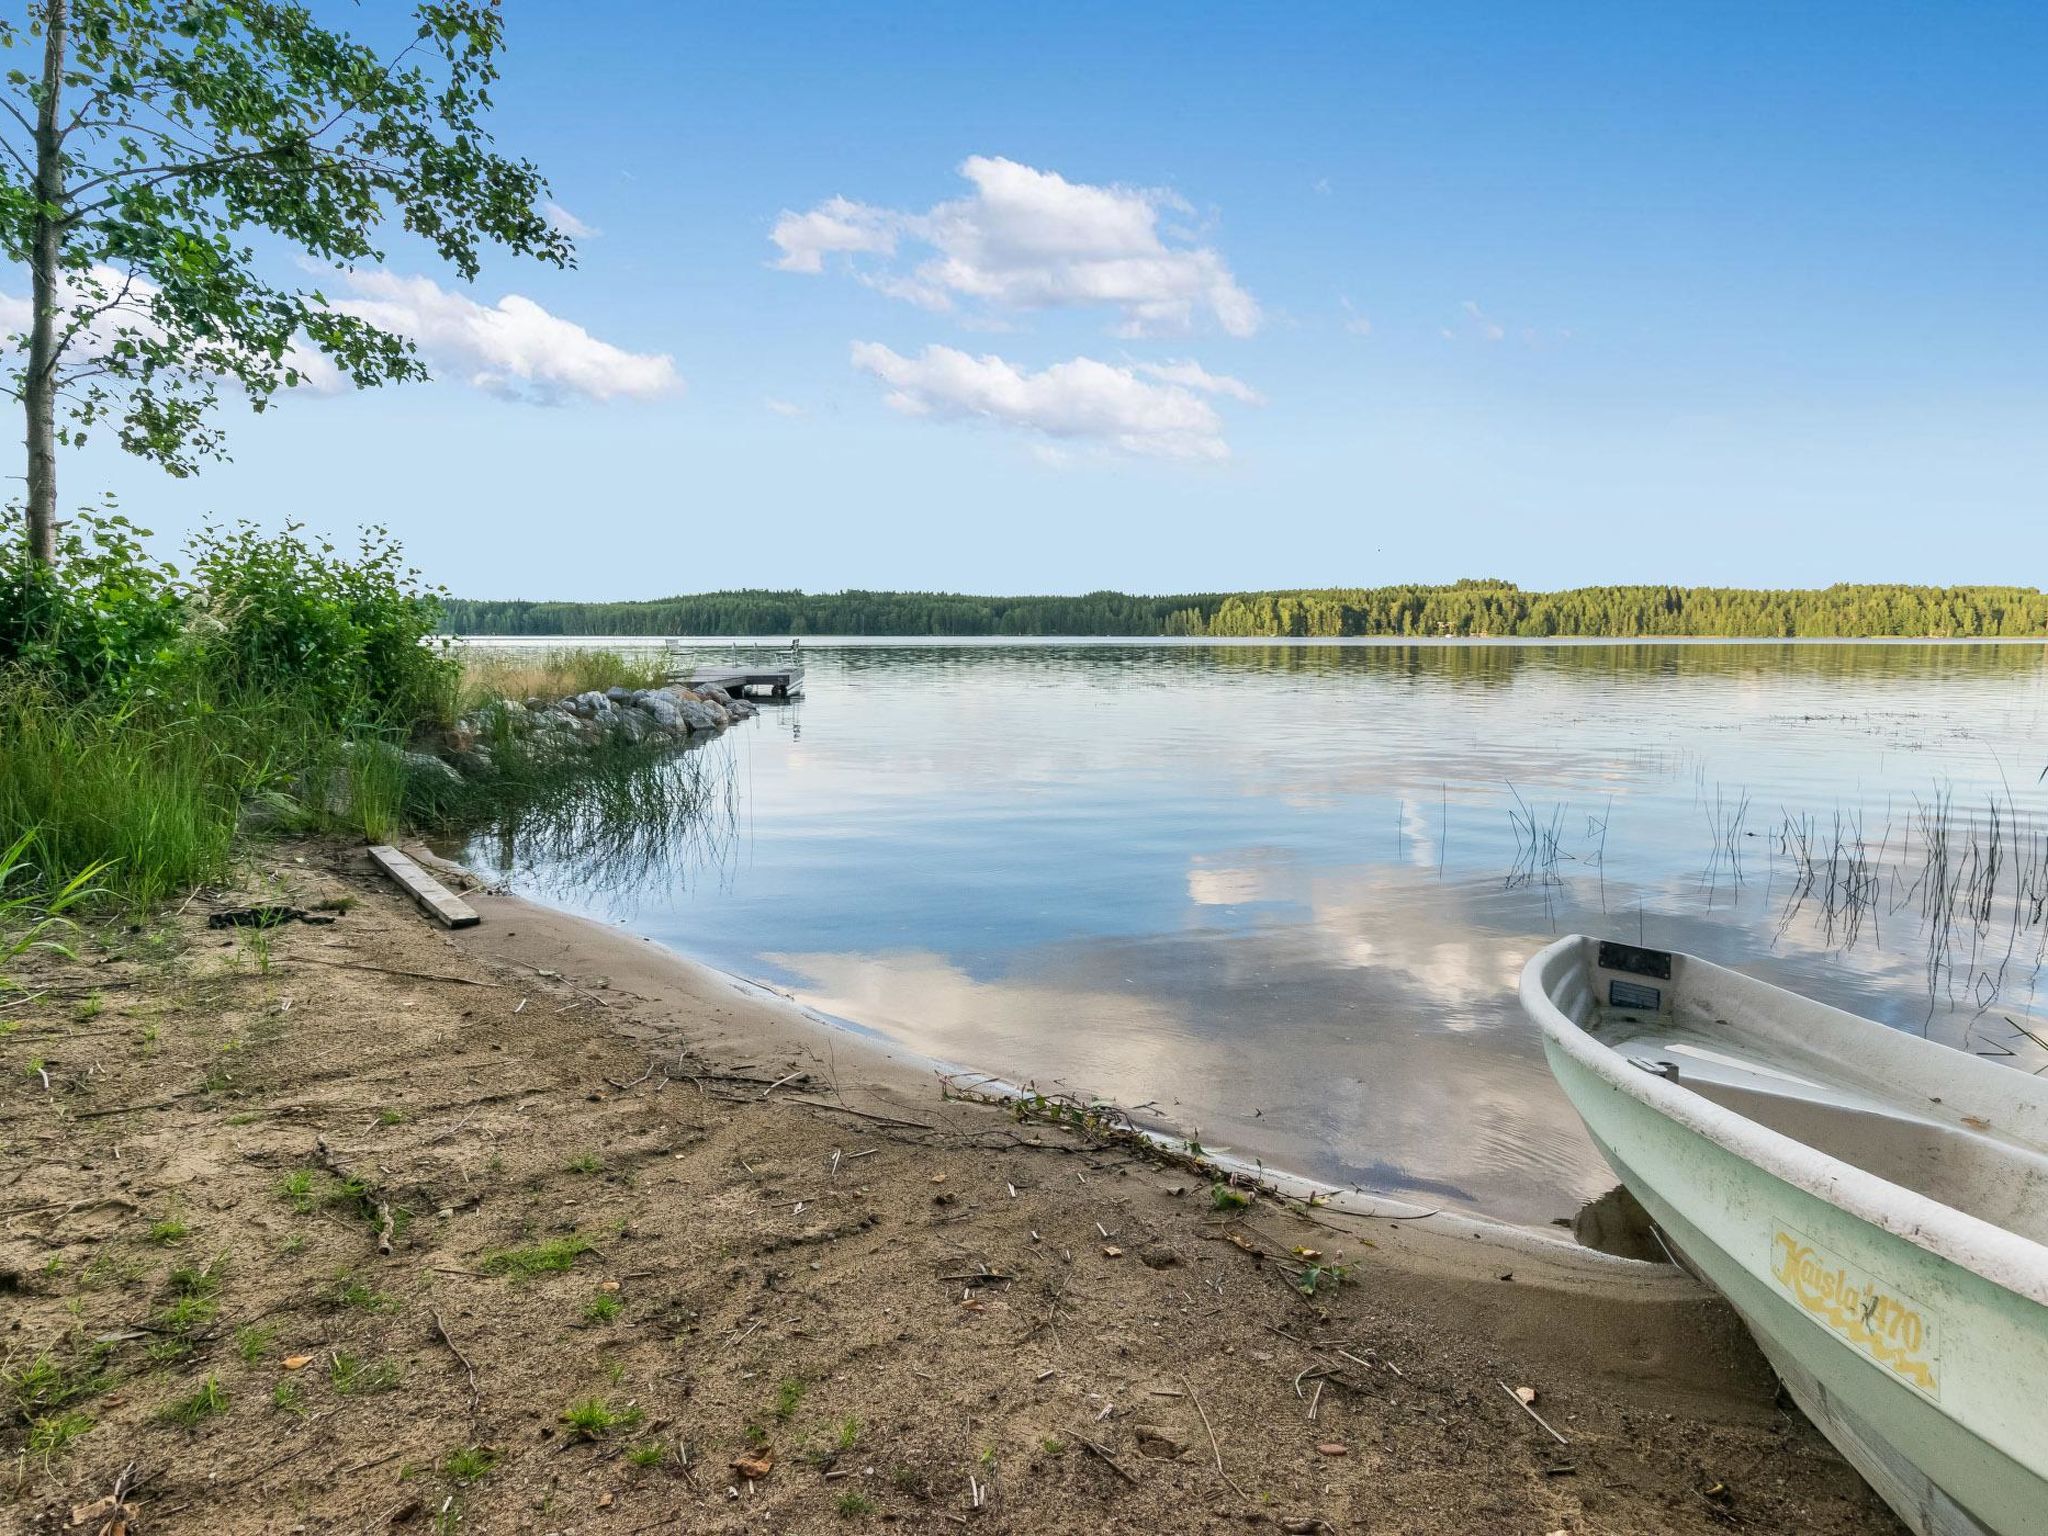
[561, 1396, 642, 1440]
[158, 1374, 229, 1427]
[482, 1233, 595, 1279]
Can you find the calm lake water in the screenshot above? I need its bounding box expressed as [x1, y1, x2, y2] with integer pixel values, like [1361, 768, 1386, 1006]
[454, 639, 2048, 1227]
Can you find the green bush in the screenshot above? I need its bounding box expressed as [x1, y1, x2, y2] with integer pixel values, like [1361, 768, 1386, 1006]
[0, 509, 188, 697]
[188, 521, 455, 727]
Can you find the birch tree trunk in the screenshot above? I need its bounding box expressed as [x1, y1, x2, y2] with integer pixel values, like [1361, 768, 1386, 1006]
[23, 0, 68, 568]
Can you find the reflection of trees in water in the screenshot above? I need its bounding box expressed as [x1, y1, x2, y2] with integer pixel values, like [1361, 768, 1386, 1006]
[659, 638, 2048, 694]
[472, 737, 739, 915]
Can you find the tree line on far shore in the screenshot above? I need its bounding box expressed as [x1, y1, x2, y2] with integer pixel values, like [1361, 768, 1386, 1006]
[439, 580, 2048, 640]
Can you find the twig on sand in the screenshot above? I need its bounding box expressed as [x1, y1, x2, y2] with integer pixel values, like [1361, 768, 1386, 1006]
[432, 1310, 482, 1416]
[1498, 1379, 1570, 1446]
[295, 955, 502, 988]
[1183, 1373, 1248, 1501]
[314, 1135, 395, 1256]
[1080, 1438, 1137, 1484]
[782, 1094, 933, 1131]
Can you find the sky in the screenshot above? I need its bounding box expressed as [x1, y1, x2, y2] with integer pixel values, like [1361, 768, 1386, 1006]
[34, 1, 2048, 599]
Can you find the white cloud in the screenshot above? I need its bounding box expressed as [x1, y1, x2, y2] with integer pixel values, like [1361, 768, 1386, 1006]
[1133, 358, 1264, 404]
[764, 397, 805, 417]
[1459, 299, 1505, 342]
[850, 341, 1256, 462]
[332, 271, 678, 402]
[0, 265, 676, 405]
[543, 200, 600, 239]
[1339, 295, 1372, 337]
[775, 156, 1259, 337]
[770, 195, 899, 273]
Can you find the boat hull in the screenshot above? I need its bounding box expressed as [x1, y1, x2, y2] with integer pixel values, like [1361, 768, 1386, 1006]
[1545, 1037, 2047, 1536]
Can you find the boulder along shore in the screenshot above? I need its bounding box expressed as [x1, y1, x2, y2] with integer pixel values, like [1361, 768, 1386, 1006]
[0, 842, 1904, 1535]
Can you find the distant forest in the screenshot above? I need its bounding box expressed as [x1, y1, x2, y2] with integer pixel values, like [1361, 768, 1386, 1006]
[440, 581, 2048, 640]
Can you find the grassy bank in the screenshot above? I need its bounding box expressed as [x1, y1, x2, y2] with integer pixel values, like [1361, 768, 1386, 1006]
[0, 523, 717, 961]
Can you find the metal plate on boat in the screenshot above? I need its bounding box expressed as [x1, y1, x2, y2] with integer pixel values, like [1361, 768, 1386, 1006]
[1609, 979, 1663, 1011]
[1598, 940, 1672, 979]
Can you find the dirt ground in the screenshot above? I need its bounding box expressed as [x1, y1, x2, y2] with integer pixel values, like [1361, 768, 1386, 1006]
[0, 840, 1903, 1534]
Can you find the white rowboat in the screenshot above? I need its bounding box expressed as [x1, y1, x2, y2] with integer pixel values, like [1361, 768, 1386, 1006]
[1521, 936, 2048, 1536]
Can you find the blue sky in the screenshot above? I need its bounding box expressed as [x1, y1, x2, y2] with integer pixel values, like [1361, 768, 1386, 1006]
[57, 1, 2048, 598]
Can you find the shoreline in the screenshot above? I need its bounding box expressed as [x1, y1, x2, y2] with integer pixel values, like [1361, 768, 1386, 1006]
[447, 862, 1628, 1266]
[0, 839, 1902, 1533]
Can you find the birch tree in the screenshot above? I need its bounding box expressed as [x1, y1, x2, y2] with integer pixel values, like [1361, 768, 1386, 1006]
[0, 0, 571, 565]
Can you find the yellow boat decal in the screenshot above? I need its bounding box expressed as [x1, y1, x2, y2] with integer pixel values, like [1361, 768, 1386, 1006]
[1770, 1225, 1939, 1398]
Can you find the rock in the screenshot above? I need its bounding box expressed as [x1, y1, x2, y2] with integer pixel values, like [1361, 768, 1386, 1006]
[448, 747, 496, 778]
[728, 698, 758, 719]
[613, 710, 652, 744]
[676, 698, 724, 732]
[402, 750, 462, 786]
[637, 692, 682, 729]
[525, 696, 548, 712]
[700, 683, 733, 706]
[1133, 1425, 1188, 1459]
[443, 722, 477, 754]
[605, 685, 633, 703]
[1137, 1244, 1180, 1270]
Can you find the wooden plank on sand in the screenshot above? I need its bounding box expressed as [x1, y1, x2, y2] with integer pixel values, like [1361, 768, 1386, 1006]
[368, 845, 479, 929]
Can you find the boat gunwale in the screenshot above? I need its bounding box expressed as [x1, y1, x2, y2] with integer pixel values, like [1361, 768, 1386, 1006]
[1521, 933, 2048, 1311]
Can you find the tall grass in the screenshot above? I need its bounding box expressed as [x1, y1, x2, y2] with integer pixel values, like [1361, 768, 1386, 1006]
[454, 646, 670, 714]
[0, 670, 436, 912]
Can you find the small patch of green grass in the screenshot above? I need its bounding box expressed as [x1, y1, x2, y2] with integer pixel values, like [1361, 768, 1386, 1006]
[561, 1396, 642, 1440]
[563, 1152, 604, 1175]
[325, 1271, 393, 1312]
[889, 1465, 920, 1495]
[443, 1444, 496, 1483]
[272, 1379, 304, 1415]
[625, 1441, 666, 1469]
[70, 992, 104, 1022]
[581, 1293, 621, 1325]
[1041, 1436, 1065, 1456]
[158, 1375, 229, 1427]
[26, 1410, 94, 1460]
[168, 1254, 228, 1296]
[771, 1376, 806, 1422]
[836, 1491, 875, 1517]
[235, 1323, 278, 1364]
[743, 1421, 770, 1450]
[836, 1414, 862, 1452]
[5, 1349, 115, 1417]
[151, 1289, 221, 1344]
[377, 1106, 407, 1127]
[148, 1213, 189, 1245]
[278, 1168, 318, 1213]
[482, 1233, 594, 1279]
[329, 1353, 403, 1396]
[1209, 1183, 1251, 1211]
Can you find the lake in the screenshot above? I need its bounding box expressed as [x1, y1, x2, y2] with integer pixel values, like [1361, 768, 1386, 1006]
[453, 638, 2048, 1228]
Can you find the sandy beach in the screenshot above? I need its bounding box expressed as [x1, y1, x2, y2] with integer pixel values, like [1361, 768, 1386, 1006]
[1, 840, 1902, 1533]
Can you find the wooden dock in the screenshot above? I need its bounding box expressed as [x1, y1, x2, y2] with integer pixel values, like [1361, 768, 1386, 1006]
[680, 664, 804, 700]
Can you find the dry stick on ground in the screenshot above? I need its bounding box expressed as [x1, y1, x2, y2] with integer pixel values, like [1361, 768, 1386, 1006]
[313, 1135, 395, 1256]
[293, 955, 503, 988]
[1079, 1438, 1137, 1485]
[1184, 1372, 1250, 1502]
[431, 1310, 482, 1417]
[1498, 1379, 1571, 1447]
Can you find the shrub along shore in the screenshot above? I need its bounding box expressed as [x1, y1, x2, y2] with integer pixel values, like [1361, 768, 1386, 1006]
[0, 519, 730, 921]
